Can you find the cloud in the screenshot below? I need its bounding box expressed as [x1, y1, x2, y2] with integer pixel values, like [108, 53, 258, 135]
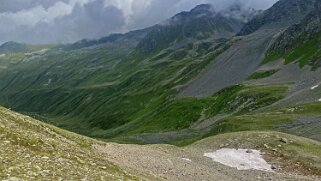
[0, 0, 279, 44]
[122, 0, 279, 30]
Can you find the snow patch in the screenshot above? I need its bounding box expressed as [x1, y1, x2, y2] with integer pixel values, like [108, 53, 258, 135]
[181, 158, 192, 162]
[204, 148, 272, 171]
[318, 98, 321, 102]
[311, 85, 319, 90]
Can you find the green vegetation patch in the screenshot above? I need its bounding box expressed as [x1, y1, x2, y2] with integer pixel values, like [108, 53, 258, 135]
[169, 50, 188, 60]
[134, 98, 205, 132]
[130, 85, 287, 133]
[247, 69, 279, 80]
[207, 114, 293, 136]
[262, 33, 321, 69]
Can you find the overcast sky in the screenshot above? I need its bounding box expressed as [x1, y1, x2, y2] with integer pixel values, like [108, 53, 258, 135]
[0, 0, 279, 44]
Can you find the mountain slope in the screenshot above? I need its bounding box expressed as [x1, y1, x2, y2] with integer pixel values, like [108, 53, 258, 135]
[1, 107, 320, 180]
[242, 0, 321, 109]
[179, 0, 318, 98]
[238, 0, 316, 36]
[0, 42, 29, 53]
[0, 1, 320, 151]
[0, 4, 243, 137]
[265, 0, 321, 68]
[0, 107, 138, 180]
[0, 42, 52, 54]
[136, 4, 254, 55]
[64, 27, 153, 50]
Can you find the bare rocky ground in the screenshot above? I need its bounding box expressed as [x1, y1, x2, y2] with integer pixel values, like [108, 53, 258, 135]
[97, 131, 321, 181]
[1, 107, 320, 181]
[178, 27, 281, 98]
[277, 116, 321, 142]
[246, 59, 321, 105]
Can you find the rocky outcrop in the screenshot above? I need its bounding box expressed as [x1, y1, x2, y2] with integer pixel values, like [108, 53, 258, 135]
[268, 0, 321, 53]
[136, 4, 256, 55]
[238, 0, 316, 36]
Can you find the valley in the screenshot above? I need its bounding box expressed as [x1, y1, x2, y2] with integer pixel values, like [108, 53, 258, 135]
[0, 0, 320, 180]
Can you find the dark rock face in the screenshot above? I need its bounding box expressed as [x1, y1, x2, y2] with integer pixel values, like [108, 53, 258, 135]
[269, 0, 321, 53]
[238, 0, 316, 36]
[136, 4, 257, 55]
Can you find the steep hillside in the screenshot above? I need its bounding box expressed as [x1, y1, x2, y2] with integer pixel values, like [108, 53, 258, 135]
[238, 0, 316, 36]
[136, 4, 251, 55]
[264, 0, 321, 68]
[0, 4, 241, 138]
[1, 107, 320, 180]
[244, 0, 321, 107]
[179, 0, 318, 98]
[0, 1, 320, 150]
[0, 107, 137, 180]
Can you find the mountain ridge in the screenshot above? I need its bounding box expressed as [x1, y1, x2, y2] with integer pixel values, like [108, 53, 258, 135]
[1, 1, 321, 179]
[238, 0, 316, 36]
[0, 0, 320, 168]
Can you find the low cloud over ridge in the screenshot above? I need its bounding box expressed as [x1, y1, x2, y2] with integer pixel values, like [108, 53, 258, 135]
[0, 0, 279, 44]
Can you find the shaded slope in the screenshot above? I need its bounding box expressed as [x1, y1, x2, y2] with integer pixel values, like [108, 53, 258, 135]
[265, 0, 321, 68]
[238, 0, 315, 36]
[0, 42, 29, 53]
[178, 0, 317, 98]
[136, 4, 252, 55]
[64, 27, 153, 50]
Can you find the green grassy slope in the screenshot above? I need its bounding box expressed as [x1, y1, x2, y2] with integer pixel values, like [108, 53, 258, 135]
[0, 2, 320, 147]
[125, 85, 287, 134]
[262, 1, 321, 69]
[263, 33, 321, 69]
[0, 37, 230, 137]
[0, 107, 137, 180]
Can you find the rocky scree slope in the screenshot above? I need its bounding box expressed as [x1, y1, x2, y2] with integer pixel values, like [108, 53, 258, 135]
[179, 0, 318, 97]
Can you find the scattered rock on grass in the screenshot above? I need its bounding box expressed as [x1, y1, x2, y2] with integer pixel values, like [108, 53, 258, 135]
[280, 138, 288, 144]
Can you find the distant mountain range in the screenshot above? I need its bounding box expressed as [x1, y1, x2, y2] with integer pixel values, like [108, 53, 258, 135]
[1, 0, 321, 179]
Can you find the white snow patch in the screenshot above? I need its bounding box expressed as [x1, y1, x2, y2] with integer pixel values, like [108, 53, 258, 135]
[318, 98, 321, 102]
[204, 148, 272, 171]
[311, 85, 319, 90]
[181, 158, 192, 162]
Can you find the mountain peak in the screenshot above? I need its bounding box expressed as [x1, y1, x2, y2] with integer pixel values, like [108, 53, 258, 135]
[137, 3, 250, 55]
[190, 4, 214, 13]
[238, 0, 316, 36]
